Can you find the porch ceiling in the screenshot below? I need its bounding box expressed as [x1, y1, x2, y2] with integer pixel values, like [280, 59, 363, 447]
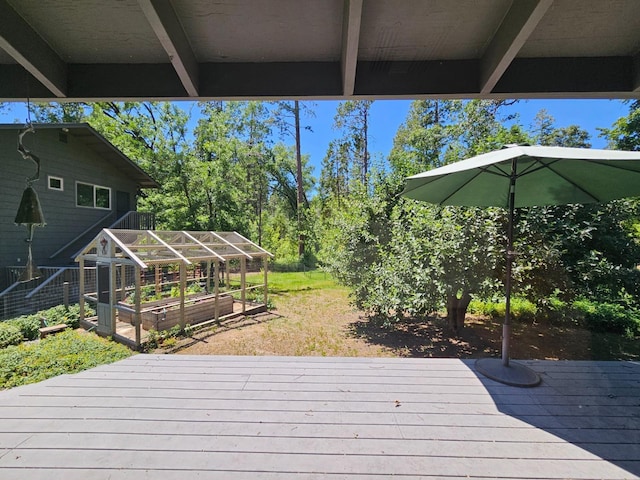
[0, 0, 639, 102]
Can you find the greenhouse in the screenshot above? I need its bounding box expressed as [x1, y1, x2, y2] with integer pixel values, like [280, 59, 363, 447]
[75, 229, 272, 348]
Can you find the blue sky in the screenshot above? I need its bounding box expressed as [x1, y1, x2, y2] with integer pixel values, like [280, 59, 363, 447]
[299, 99, 630, 174]
[1, 99, 631, 179]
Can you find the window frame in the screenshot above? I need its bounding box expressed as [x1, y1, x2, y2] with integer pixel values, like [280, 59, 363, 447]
[48, 175, 64, 191]
[75, 181, 111, 210]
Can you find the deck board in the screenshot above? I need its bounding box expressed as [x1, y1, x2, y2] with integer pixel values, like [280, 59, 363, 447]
[0, 355, 639, 479]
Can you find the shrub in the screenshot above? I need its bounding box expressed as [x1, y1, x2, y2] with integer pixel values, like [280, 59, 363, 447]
[0, 329, 132, 390]
[572, 298, 640, 338]
[0, 303, 97, 349]
[6, 316, 40, 341]
[0, 323, 25, 349]
[145, 323, 192, 350]
[40, 304, 92, 329]
[468, 297, 537, 321]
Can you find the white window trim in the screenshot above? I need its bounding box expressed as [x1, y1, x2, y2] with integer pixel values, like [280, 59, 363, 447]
[48, 175, 64, 191]
[76, 181, 112, 210]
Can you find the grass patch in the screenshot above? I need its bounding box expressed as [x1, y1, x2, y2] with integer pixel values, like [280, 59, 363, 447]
[239, 269, 339, 294]
[0, 330, 132, 390]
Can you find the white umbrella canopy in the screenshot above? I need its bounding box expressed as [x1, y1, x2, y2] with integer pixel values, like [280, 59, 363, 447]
[402, 145, 640, 387]
[403, 145, 640, 207]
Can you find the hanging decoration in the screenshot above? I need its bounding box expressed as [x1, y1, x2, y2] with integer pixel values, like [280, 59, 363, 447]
[14, 107, 46, 282]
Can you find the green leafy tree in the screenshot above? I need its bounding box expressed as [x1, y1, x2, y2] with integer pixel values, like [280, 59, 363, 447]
[192, 102, 252, 232]
[270, 101, 315, 258]
[325, 100, 521, 326]
[333, 100, 373, 187]
[533, 110, 591, 147]
[31, 102, 89, 123]
[601, 100, 640, 151]
[319, 139, 351, 205]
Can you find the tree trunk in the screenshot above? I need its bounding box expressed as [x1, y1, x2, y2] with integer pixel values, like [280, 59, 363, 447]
[294, 100, 305, 258]
[446, 292, 472, 332]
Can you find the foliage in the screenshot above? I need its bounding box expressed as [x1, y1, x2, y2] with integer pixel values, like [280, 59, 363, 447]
[40, 304, 91, 329]
[321, 100, 373, 200]
[31, 100, 318, 265]
[242, 269, 337, 294]
[26, 98, 640, 339]
[323, 98, 640, 338]
[572, 298, 640, 338]
[601, 100, 640, 151]
[2, 304, 95, 345]
[468, 297, 538, 321]
[0, 323, 23, 349]
[145, 324, 193, 350]
[323, 101, 521, 322]
[0, 330, 132, 390]
[6, 316, 40, 341]
[533, 110, 591, 147]
[519, 201, 640, 302]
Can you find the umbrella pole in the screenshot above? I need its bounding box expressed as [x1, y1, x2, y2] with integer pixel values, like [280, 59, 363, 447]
[476, 158, 539, 387]
[503, 163, 516, 367]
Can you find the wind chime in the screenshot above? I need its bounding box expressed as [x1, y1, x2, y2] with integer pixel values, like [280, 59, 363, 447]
[14, 121, 46, 282]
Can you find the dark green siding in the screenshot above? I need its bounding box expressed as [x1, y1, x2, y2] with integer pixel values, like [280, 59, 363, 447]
[0, 128, 140, 268]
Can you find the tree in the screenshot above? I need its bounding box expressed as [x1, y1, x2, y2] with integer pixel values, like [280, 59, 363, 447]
[324, 99, 637, 330]
[271, 101, 315, 259]
[325, 100, 523, 327]
[192, 102, 253, 232]
[533, 110, 591, 147]
[319, 139, 351, 205]
[31, 102, 88, 123]
[332, 100, 373, 187]
[262, 143, 315, 263]
[601, 100, 640, 151]
[388, 100, 462, 178]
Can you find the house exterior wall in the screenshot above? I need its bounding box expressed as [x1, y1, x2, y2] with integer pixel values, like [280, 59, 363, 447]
[0, 127, 140, 269]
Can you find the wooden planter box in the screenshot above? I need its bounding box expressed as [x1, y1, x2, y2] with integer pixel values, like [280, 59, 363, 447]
[117, 293, 233, 331]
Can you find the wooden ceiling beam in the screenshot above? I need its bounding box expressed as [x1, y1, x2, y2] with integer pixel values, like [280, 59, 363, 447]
[0, 0, 67, 97]
[480, 0, 553, 95]
[633, 51, 640, 92]
[493, 56, 634, 96]
[341, 0, 363, 97]
[1, 59, 637, 102]
[138, 0, 199, 97]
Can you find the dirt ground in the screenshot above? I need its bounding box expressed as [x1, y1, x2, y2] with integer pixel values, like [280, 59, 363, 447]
[176, 287, 640, 361]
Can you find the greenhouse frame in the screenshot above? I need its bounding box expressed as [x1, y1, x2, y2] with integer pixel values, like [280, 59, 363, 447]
[75, 229, 273, 348]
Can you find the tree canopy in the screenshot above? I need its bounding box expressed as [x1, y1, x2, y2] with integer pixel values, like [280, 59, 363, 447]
[7, 98, 640, 334]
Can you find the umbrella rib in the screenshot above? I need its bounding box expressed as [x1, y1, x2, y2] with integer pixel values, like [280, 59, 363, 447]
[581, 158, 640, 174]
[438, 168, 491, 204]
[516, 158, 555, 177]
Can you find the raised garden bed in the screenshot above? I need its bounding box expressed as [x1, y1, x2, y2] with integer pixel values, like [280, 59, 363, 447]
[117, 293, 234, 331]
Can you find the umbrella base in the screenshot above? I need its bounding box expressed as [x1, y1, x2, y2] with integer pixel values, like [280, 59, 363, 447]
[475, 358, 541, 387]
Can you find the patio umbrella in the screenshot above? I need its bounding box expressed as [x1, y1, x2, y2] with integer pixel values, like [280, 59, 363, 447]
[402, 144, 640, 387]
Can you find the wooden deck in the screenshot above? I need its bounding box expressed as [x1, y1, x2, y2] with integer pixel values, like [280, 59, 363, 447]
[0, 355, 638, 479]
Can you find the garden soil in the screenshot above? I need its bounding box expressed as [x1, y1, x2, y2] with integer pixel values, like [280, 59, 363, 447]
[176, 287, 639, 361]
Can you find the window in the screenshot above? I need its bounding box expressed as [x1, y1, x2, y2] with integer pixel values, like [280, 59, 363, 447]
[48, 175, 63, 191]
[76, 182, 111, 210]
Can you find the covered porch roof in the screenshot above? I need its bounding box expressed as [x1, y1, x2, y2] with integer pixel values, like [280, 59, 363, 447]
[0, 0, 639, 101]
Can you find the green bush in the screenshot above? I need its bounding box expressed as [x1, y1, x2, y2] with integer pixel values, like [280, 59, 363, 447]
[145, 323, 192, 350]
[0, 329, 132, 390]
[572, 298, 640, 338]
[0, 303, 96, 348]
[0, 323, 25, 349]
[468, 297, 537, 321]
[6, 316, 40, 341]
[40, 304, 94, 329]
